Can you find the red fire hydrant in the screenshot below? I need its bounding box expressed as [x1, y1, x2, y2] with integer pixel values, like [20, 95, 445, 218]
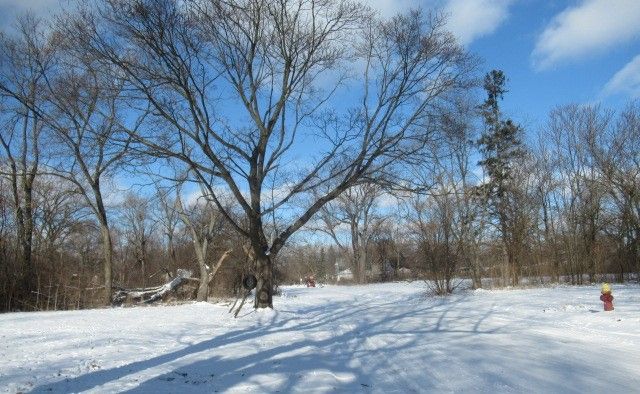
[600, 283, 614, 311]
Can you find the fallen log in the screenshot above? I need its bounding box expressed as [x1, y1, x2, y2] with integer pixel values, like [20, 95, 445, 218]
[112, 269, 193, 305]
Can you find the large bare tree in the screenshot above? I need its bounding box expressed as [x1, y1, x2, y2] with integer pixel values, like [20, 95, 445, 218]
[584, 103, 639, 281]
[0, 15, 139, 305]
[40, 52, 136, 305]
[545, 104, 608, 284]
[0, 16, 57, 300]
[430, 98, 485, 289]
[61, 0, 474, 307]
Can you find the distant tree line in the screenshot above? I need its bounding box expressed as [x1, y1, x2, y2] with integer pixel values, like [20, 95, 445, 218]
[0, 0, 638, 311]
[312, 74, 640, 294]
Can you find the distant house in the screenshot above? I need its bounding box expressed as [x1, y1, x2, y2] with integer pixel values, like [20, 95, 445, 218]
[337, 268, 353, 282]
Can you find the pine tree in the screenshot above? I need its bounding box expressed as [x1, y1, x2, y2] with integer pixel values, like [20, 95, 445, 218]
[478, 70, 524, 197]
[478, 70, 527, 286]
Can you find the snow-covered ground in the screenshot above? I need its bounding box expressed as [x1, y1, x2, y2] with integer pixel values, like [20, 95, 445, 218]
[1, 282, 639, 393]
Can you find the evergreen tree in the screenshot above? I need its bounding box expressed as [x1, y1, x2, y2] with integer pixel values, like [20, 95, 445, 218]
[478, 70, 525, 197]
[478, 70, 527, 286]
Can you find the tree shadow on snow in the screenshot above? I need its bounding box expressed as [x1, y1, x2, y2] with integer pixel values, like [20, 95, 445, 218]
[31, 291, 611, 393]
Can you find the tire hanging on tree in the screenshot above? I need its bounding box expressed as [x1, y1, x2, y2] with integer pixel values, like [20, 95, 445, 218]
[242, 274, 257, 290]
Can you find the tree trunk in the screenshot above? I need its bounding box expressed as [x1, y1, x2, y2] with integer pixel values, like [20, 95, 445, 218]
[470, 246, 482, 289]
[10, 166, 36, 300]
[357, 249, 367, 283]
[99, 224, 113, 306]
[112, 269, 193, 305]
[17, 213, 35, 297]
[254, 254, 273, 309]
[471, 262, 482, 289]
[196, 256, 209, 302]
[509, 252, 520, 287]
[167, 235, 177, 267]
[20, 189, 35, 293]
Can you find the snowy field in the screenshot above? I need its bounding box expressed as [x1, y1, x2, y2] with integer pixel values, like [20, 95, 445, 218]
[1, 283, 639, 393]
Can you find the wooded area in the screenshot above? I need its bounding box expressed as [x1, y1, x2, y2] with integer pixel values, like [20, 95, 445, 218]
[1, 0, 638, 311]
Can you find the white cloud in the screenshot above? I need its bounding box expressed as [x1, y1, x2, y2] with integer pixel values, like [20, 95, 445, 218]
[2, 0, 510, 47]
[364, 0, 511, 46]
[603, 54, 640, 98]
[533, 0, 640, 70]
[444, 0, 512, 46]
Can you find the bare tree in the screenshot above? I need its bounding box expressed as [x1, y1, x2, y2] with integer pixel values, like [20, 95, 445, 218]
[0, 13, 141, 305]
[586, 103, 640, 281]
[175, 185, 231, 301]
[0, 177, 13, 307]
[0, 16, 57, 302]
[431, 97, 485, 288]
[408, 192, 457, 294]
[545, 104, 608, 284]
[154, 184, 181, 273]
[33, 176, 88, 255]
[61, 0, 474, 307]
[529, 135, 562, 283]
[121, 193, 155, 288]
[41, 38, 140, 304]
[317, 183, 386, 283]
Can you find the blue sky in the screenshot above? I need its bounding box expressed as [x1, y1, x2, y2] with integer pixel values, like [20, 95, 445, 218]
[365, 1, 640, 135]
[2, 0, 639, 132]
[458, 0, 640, 133]
[2, 0, 639, 228]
